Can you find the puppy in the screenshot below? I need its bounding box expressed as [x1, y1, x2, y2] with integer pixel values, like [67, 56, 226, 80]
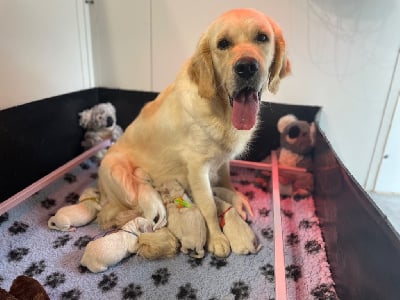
[80, 217, 153, 273]
[158, 180, 206, 258]
[97, 8, 290, 257]
[136, 227, 179, 260]
[213, 192, 261, 255]
[48, 187, 101, 231]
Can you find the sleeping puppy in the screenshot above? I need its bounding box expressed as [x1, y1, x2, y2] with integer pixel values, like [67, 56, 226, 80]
[97, 8, 290, 257]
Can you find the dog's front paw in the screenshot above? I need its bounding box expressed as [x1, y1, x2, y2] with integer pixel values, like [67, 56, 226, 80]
[207, 231, 230, 257]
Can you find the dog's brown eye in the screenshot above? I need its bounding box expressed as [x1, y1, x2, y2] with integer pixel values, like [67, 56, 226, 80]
[217, 38, 231, 50]
[256, 33, 269, 43]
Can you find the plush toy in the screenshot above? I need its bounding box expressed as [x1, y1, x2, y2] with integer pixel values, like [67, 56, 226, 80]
[156, 180, 206, 258]
[80, 217, 154, 273]
[79, 102, 123, 159]
[212, 187, 261, 254]
[264, 114, 316, 199]
[0, 275, 50, 300]
[48, 187, 101, 231]
[136, 227, 179, 260]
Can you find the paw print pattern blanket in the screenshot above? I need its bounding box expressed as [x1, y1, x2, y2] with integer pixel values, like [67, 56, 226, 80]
[0, 160, 337, 300]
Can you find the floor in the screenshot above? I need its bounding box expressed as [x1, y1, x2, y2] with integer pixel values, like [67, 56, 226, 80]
[369, 192, 400, 234]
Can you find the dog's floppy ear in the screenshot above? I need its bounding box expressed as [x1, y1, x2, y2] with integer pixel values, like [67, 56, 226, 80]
[188, 34, 216, 99]
[267, 17, 291, 94]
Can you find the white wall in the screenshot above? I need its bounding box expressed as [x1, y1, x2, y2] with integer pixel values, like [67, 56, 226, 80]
[1, 0, 399, 191]
[0, 0, 93, 109]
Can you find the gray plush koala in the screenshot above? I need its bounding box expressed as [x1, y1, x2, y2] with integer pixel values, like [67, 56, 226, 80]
[265, 114, 316, 199]
[79, 102, 123, 159]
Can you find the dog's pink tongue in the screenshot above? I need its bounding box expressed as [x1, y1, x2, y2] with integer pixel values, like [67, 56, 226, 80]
[232, 91, 259, 130]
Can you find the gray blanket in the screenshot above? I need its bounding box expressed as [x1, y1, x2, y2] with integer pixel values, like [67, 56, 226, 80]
[0, 160, 337, 300]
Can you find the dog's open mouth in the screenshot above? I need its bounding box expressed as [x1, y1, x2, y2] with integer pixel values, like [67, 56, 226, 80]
[229, 87, 261, 130]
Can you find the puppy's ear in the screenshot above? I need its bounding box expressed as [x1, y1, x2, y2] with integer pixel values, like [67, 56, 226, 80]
[267, 17, 291, 94]
[188, 34, 216, 99]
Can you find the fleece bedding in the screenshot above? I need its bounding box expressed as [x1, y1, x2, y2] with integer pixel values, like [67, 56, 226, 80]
[0, 159, 337, 300]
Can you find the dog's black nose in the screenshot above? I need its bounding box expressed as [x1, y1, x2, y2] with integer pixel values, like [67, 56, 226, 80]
[106, 116, 114, 127]
[234, 57, 259, 79]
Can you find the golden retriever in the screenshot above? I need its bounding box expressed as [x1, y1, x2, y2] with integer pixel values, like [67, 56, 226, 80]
[97, 8, 290, 257]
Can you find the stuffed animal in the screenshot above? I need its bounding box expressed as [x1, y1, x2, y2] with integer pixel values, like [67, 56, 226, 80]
[264, 114, 316, 199]
[156, 180, 206, 258]
[80, 217, 153, 273]
[79, 102, 123, 159]
[48, 187, 101, 231]
[136, 227, 179, 260]
[0, 275, 50, 300]
[212, 187, 261, 254]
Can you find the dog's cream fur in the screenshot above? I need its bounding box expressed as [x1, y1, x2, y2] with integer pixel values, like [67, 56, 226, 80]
[137, 227, 179, 260]
[158, 180, 206, 258]
[80, 217, 153, 273]
[48, 187, 101, 232]
[97, 8, 290, 257]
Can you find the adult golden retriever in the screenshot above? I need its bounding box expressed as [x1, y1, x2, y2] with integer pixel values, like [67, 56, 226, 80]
[97, 8, 290, 257]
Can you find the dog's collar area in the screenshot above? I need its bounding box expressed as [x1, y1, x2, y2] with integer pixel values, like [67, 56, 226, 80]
[218, 206, 233, 228]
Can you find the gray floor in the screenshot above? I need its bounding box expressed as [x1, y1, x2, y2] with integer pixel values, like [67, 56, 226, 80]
[369, 192, 400, 234]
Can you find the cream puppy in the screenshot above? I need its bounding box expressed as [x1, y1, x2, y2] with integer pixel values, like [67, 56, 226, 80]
[80, 217, 153, 273]
[213, 188, 261, 254]
[48, 187, 101, 232]
[158, 180, 207, 258]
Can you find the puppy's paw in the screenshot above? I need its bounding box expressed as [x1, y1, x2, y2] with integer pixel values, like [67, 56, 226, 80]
[207, 231, 230, 257]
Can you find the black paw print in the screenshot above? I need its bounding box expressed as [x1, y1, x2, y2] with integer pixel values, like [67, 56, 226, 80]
[80, 162, 90, 170]
[98, 273, 118, 292]
[122, 283, 143, 300]
[286, 233, 299, 246]
[24, 260, 46, 276]
[305, 240, 322, 254]
[230, 170, 239, 177]
[61, 289, 81, 300]
[65, 192, 80, 204]
[299, 219, 318, 229]
[7, 247, 29, 262]
[311, 284, 338, 300]
[90, 173, 98, 180]
[261, 227, 273, 240]
[285, 265, 302, 282]
[239, 180, 251, 186]
[231, 281, 250, 300]
[0, 212, 9, 226]
[8, 221, 29, 235]
[53, 234, 72, 248]
[259, 208, 270, 217]
[78, 265, 90, 273]
[45, 272, 66, 289]
[260, 264, 274, 283]
[151, 268, 170, 286]
[281, 209, 293, 218]
[244, 190, 254, 200]
[74, 235, 93, 249]
[0, 275, 3, 285]
[64, 173, 77, 183]
[253, 181, 269, 193]
[188, 256, 204, 268]
[177, 283, 197, 300]
[210, 255, 227, 269]
[41, 197, 56, 209]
